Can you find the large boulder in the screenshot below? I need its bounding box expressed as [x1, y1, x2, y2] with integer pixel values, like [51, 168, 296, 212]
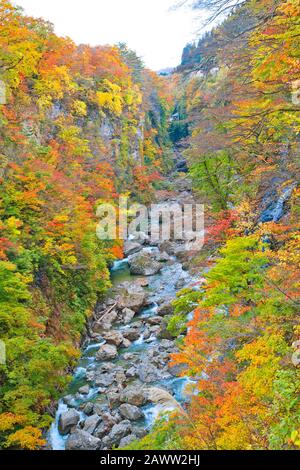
[58, 409, 80, 435]
[94, 372, 115, 387]
[117, 282, 146, 312]
[119, 403, 144, 421]
[78, 385, 90, 395]
[122, 308, 136, 324]
[154, 251, 170, 262]
[121, 386, 146, 407]
[109, 420, 132, 446]
[102, 331, 124, 347]
[128, 252, 162, 276]
[65, 430, 101, 450]
[122, 338, 132, 348]
[96, 344, 118, 361]
[119, 434, 138, 448]
[83, 414, 101, 434]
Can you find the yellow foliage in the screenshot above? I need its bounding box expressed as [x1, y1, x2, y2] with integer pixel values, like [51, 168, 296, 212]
[72, 99, 87, 117]
[96, 79, 123, 116]
[5, 426, 46, 450]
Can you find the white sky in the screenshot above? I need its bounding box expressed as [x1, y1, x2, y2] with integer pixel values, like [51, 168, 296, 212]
[14, 0, 203, 70]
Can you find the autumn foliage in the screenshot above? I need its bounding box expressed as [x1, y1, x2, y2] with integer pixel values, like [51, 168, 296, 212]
[0, 0, 173, 449]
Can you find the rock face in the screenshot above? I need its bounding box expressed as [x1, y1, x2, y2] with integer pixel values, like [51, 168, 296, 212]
[128, 252, 162, 276]
[96, 344, 118, 361]
[65, 430, 101, 450]
[119, 404, 144, 421]
[117, 282, 146, 312]
[58, 409, 80, 435]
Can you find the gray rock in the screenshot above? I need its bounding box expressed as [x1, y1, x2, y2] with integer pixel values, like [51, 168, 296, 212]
[119, 434, 137, 448]
[62, 395, 75, 407]
[122, 338, 132, 348]
[122, 308, 136, 324]
[157, 302, 174, 316]
[65, 430, 101, 450]
[117, 282, 146, 312]
[123, 353, 136, 361]
[78, 385, 90, 395]
[96, 344, 118, 361]
[101, 435, 113, 449]
[107, 392, 121, 409]
[160, 339, 175, 350]
[94, 372, 115, 388]
[102, 331, 124, 347]
[122, 328, 141, 342]
[121, 387, 146, 407]
[124, 241, 142, 257]
[82, 402, 94, 416]
[128, 252, 162, 276]
[93, 310, 118, 332]
[126, 366, 137, 378]
[93, 403, 107, 416]
[109, 420, 132, 445]
[119, 403, 144, 421]
[58, 409, 80, 435]
[83, 414, 101, 434]
[155, 251, 170, 262]
[135, 277, 149, 287]
[137, 362, 167, 383]
[143, 328, 151, 340]
[145, 316, 163, 325]
[158, 241, 177, 255]
[132, 426, 148, 439]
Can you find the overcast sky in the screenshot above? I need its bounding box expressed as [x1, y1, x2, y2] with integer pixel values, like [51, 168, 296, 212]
[14, 0, 204, 70]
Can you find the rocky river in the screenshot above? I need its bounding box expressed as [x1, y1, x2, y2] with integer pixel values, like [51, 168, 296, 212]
[48, 172, 200, 450]
[47, 158, 296, 451]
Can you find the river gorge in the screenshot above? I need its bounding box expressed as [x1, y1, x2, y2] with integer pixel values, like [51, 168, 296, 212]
[48, 170, 200, 450]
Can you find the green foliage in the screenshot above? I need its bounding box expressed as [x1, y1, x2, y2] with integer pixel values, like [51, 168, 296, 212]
[123, 416, 181, 450]
[167, 288, 202, 336]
